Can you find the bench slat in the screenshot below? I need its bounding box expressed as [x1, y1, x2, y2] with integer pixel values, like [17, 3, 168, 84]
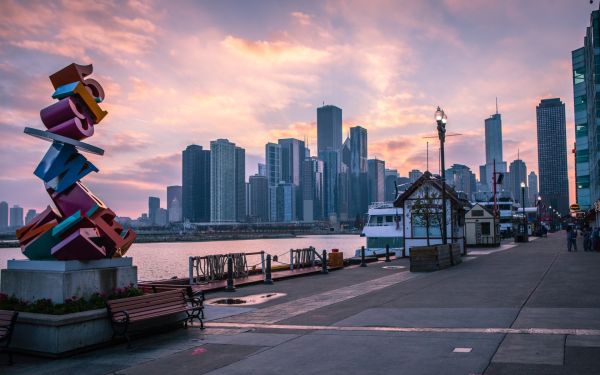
[108, 296, 187, 312]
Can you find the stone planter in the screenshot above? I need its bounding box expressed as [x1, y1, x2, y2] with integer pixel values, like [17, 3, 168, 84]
[11, 308, 188, 357]
[11, 308, 111, 357]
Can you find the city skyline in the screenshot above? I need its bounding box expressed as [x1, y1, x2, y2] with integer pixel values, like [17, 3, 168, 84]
[0, 1, 591, 217]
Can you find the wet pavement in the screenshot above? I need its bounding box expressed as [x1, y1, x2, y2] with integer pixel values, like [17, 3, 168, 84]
[3, 232, 600, 374]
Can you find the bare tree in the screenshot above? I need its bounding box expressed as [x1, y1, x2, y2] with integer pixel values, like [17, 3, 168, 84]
[411, 188, 443, 246]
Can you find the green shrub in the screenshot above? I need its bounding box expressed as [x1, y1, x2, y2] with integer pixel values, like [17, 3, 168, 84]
[0, 284, 144, 315]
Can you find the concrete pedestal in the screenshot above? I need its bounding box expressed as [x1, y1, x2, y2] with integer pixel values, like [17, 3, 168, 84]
[1, 258, 137, 303]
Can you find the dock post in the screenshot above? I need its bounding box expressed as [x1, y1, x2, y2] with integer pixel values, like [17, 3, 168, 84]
[188, 256, 194, 285]
[321, 250, 329, 274]
[264, 254, 274, 284]
[225, 256, 236, 292]
[360, 246, 367, 267]
[290, 249, 294, 271]
[261, 251, 265, 275]
[385, 244, 391, 262]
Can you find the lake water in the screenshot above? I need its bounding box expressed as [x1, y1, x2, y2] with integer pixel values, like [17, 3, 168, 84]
[0, 235, 364, 281]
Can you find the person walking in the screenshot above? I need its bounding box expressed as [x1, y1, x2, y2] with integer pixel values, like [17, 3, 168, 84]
[567, 225, 578, 252]
[583, 226, 592, 252]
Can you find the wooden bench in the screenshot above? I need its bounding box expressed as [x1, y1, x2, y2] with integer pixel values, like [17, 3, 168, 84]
[106, 289, 202, 346]
[0, 310, 18, 365]
[138, 284, 205, 323]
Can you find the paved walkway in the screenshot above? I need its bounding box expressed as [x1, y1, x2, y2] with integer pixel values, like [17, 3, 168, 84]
[3, 232, 600, 374]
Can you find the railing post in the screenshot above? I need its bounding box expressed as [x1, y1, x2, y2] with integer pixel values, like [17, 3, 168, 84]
[290, 249, 294, 271]
[321, 249, 329, 274]
[225, 256, 235, 292]
[385, 244, 391, 262]
[260, 251, 265, 275]
[360, 246, 367, 267]
[264, 254, 273, 284]
[188, 256, 194, 285]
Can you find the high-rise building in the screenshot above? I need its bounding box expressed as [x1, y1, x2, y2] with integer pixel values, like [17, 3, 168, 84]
[210, 139, 244, 222]
[317, 105, 342, 156]
[257, 163, 267, 177]
[571, 9, 600, 209]
[9, 205, 23, 228]
[167, 185, 183, 223]
[536, 98, 569, 215]
[182, 145, 210, 223]
[482, 109, 507, 192]
[148, 196, 160, 224]
[321, 149, 339, 220]
[409, 169, 423, 183]
[278, 138, 305, 221]
[367, 159, 385, 204]
[508, 159, 528, 205]
[25, 209, 37, 225]
[384, 169, 399, 202]
[446, 164, 476, 198]
[528, 171, 539, 203]
[235, 147, 246, 222]
[155, 208, 168, 226]
[249, 175, 269, 222]
[0, 201, 8, 230]
[302, 157, 324, 222]
[275, 182, 296, 222]
[265, 143, 282, 187]
[349, 126, 368, 219]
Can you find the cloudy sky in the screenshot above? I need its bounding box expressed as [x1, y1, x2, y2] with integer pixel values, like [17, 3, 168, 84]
[0, 0, 592, 217]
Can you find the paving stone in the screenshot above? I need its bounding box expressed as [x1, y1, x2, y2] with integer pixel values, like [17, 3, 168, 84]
[492, 334, 565, 366]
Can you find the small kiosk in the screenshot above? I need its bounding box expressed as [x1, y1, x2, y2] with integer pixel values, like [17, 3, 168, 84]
[465, 203, 500, 247]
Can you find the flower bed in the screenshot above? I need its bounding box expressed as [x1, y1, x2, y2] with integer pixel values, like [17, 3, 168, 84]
[0, 285, 143, 315]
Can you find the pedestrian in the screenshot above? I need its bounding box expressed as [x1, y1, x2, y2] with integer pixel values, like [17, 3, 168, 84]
[567, 226, 578, 252]
[594, 227, 600, 252]
[583, 226, 592, 252]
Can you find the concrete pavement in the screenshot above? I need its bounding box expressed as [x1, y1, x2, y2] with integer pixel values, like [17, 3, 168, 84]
[3, 232, 600, 374]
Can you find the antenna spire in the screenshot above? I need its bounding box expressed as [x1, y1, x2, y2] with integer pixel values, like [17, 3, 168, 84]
[495, 97, 498, 114]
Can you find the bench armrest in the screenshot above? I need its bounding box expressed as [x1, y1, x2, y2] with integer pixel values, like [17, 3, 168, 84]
[110, 310, 130, 324]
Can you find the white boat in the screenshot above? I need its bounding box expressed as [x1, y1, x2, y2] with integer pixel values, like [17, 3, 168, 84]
[476, 192, 517, 235]
[355, 202, 404, 257]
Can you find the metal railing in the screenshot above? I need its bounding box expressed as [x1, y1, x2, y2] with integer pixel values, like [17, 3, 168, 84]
[188, 251, 265, 285]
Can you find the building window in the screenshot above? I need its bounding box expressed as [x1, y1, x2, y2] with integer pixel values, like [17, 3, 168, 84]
[481, 222, 491, 235]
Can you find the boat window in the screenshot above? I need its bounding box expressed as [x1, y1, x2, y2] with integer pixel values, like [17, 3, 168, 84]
[377, 216, 384, 225]
[385, 216, 394, 223]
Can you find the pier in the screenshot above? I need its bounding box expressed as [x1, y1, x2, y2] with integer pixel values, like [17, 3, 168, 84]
[3, 232, 600, 374]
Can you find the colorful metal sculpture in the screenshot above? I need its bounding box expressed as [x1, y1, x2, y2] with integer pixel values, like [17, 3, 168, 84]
[18, 63, 136, 261]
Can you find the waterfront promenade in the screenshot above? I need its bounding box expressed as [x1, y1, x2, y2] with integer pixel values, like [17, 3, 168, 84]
[4, 232, 600, 374]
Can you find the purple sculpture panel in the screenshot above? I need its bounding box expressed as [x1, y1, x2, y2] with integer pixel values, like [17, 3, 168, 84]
[17, 63, 136, 261]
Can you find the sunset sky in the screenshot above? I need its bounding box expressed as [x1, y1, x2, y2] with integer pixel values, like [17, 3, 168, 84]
[0, 0, 593, 217]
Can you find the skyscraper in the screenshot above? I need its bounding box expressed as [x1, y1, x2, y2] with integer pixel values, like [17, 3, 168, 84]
[536, 98, 569, 215]
[349, 126, 368, 218]
[409, 169, 423, 183]
[148, 196, 160, 224]
[257, 163, 267, 177]
[572, 8, 600, 209]
[249, 174, 269, 222]
[265, 143, 282, 187]
[210, 139, 242, 222]
[25, 209, 37, 225]
[167, 185, 183, 223]
[278, 138, 305, 221]
[0, 201, 8, 230]
[235, 146, 246, 222]
[302, 157, 324, 222]
[528, 171, 539, 203]
[482, 108, 507, 191]
[508, 159, 528, 205]
[182, 145, 210, 223]
[9, 205, 23, 228]
[320, 149, 339, 220]
[317, 105, 342, 156]
[384, 169, 399, 202]
[446, 164, 476, 198]
[367, 159, 385, 204]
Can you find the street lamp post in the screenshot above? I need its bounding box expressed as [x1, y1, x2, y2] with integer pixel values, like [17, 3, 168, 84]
[521, 182, 527, 238]
[537, 196, 542, 235]
[435, 107, 448, 245]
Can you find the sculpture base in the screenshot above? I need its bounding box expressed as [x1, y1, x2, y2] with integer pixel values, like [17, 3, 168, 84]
[1, 258, 137, 303]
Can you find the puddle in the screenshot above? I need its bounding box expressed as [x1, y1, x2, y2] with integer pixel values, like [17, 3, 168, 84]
[382, 265, 406, 270]
[206, 292, 287, 306]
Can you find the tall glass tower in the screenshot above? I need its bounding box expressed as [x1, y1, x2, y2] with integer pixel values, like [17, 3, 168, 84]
[182, 145, 210, 223]
[536, 98, 569, 215]
[317, 105, 342, 156]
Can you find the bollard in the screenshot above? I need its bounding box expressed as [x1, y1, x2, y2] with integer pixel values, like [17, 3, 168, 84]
[225, 256, 235, 292]
[360, 246, 367, 267]
[264, 254, 274, 285]
[321, 249, 329, 274]
[385, 244, 391, 262]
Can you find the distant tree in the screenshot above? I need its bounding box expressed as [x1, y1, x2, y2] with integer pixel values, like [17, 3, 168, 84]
[411, 188, 442, 246]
